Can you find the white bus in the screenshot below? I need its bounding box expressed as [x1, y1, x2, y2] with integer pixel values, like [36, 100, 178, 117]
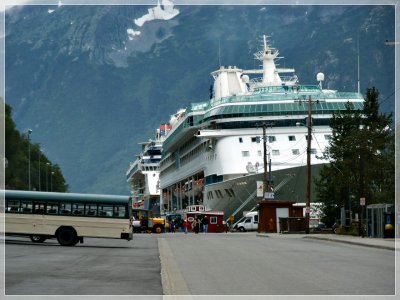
[3, 190, 133, 246]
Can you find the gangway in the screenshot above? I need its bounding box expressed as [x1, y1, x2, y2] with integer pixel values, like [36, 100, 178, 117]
[225, 190, 256, 224]
[227, 173, 295, 228]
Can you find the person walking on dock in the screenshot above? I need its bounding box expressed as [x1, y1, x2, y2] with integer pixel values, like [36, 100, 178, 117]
[202, 216, 209, 233]
[192, 217, 200, 234]
[183, 219, 189, 234]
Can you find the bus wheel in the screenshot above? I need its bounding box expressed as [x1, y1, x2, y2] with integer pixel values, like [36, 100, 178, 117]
[30, 235, 46, 243]
[56, 227, 79, 246]
[154, 225, 163, 234]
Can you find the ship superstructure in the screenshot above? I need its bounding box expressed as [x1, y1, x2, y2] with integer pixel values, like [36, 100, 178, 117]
[135, 35, 364, 220]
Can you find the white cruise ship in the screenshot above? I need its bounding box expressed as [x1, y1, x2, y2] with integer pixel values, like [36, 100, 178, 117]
[134, 35, 364, 220]
[126, 124, 171, 216]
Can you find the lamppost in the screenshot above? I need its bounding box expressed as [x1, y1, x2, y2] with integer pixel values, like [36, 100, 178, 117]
[51, 172, 54, 192]
[38, 150, 42, 191]
[329, 163, 353, 229]
[27, 129, 32, 190]
[46, 162, 50, 191]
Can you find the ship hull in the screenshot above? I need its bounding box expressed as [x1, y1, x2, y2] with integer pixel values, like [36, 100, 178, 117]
[203, 163, 325, 221]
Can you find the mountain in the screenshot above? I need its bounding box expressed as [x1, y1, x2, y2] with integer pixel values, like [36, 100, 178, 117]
[5, 4, 396, 194]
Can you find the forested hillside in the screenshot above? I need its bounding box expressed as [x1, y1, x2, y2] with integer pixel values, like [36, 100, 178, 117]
[5, 102, 68, 192]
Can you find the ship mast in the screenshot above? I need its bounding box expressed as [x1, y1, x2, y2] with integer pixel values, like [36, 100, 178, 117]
[243, 35, 297, 88]
[254, 35, 281, 85]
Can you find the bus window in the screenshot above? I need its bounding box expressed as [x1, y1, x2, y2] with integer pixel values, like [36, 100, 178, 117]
[99, 205, 113, 217]
[46, 202, 59, 215]
[7, 200, 20, 212]
[114, 205, 126, 218]
[59, 202, 71, 215]
[34, 201, 46, 214]
[72, 203, 84, 215]
[21, 200, 33, 213]
[85, 204, 97, 216]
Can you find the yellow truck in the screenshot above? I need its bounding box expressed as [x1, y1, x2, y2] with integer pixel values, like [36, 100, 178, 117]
[131, 208, 166, 233]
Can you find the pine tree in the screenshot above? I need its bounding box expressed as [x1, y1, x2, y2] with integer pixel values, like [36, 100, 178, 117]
[316, 87, 394, 226]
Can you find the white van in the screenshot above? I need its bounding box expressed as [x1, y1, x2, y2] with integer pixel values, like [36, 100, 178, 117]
[235, 211, 258, 232]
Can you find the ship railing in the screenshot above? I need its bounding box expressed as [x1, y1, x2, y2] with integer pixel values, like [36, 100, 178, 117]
[249, 76, 298, 87]
[126, 163, 139, 179]
[187, 101, 210, 112]
[142, 158, 161, 164]
[209, 90, 363, 108]
[252, 84, 321, 94]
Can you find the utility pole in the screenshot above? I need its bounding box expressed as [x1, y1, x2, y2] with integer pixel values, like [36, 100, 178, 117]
[262, 123, 268, 194]
[260, 122, 274, 199]
[295, 96, 323, 234]
[306, 96, 312, 234]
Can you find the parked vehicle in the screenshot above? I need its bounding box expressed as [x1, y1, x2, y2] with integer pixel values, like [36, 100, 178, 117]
[235, 211, 259, 232]
[131, 208, 166, 233]
[311, 222, 329, 232]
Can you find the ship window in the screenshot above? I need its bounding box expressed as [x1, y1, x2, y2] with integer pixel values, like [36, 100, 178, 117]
[305, 135, 313, 140]
[251, 137, 257, 142]
[242, 151, 250, 157]
[268, 136, 276, 142]
[258, 151, 262, 156]
[225, 189, 235, 197]
[324, 134, 332, 140]
[272, 150, 280, 156]
[215, 190, 223, 199]
[292, 149, 300, 155]
[311, 148, 317, 154]
[288, 135, 296, 141]
[239, 137, 243, 143]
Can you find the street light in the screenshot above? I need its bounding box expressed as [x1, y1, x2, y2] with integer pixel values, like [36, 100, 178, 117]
[38, 149, 42, 191]
[51, 172, 54, 192]
[46, 162, 50, 191]
[27, 129, 32, 190]
[329, 164, 352, 229]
